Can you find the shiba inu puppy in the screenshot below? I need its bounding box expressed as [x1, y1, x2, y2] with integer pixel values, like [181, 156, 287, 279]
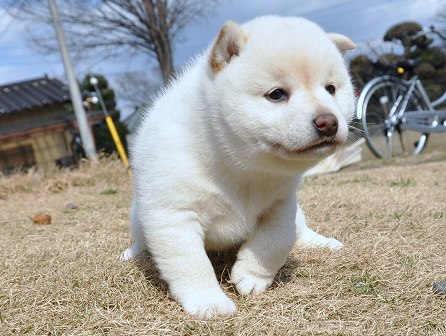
[121, 15, 356, 318]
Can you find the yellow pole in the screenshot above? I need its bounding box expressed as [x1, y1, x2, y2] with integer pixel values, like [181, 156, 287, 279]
[105, 115, 128, 167]
[90, 76, 131, 176]
[105, 115, 131, 176]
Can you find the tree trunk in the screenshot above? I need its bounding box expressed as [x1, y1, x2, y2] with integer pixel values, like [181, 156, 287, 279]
[155, 34, 174, 82]
[144, 0, 174, 82]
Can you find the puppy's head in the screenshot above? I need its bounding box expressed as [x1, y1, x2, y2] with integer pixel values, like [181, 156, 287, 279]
[205, 16, 356, 174]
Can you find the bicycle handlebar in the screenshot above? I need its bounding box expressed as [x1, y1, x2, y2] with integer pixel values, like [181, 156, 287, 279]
[428, 25, 446, 41]
[400, 25, 446, 42]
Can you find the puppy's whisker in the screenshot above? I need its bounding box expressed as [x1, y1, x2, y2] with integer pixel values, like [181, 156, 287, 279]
[347, 133, 362, 142]
[348, 125, 365, 135]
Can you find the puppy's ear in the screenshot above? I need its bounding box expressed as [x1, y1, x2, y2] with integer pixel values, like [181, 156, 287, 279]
[210, 21, 247, 72]
[328, 33, 356, 55]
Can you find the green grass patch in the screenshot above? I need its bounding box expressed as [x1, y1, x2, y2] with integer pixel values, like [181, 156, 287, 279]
[388, 177, 415, 187]
[350, 273, 381, 296]
[399, 254, 420, 269]
[100, 188, 118, 195]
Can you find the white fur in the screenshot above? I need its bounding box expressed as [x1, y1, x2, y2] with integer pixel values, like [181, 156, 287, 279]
[121, 16, 355, 318]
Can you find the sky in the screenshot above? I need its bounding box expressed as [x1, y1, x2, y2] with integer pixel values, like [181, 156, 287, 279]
[0, 0, 444, 118]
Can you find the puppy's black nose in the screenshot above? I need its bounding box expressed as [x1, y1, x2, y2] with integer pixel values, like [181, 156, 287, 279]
[313, 114, 338, 137]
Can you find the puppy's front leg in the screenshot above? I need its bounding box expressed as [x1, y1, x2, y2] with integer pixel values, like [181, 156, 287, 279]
[295, 203, 343, 249]
[148, 217, 236, 318]
[231, 197, 297, 295]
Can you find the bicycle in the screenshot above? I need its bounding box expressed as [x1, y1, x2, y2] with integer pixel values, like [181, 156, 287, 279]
[356, 26, 446, 158]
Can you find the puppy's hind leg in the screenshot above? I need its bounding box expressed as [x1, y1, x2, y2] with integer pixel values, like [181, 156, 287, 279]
[120, 242, 144, 261]
[120, 200, 146, 261]
[295, 203, 343, 250]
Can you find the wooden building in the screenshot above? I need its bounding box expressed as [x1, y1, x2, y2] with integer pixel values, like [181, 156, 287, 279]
[0, 76, 101, 174]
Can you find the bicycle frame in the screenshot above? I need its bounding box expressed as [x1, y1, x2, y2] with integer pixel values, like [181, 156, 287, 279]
[357, 75, 446, 133]
[401, 76, 446, 133]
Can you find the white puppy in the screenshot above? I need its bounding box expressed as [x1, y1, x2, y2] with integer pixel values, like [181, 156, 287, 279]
[121, 15, 356, 318]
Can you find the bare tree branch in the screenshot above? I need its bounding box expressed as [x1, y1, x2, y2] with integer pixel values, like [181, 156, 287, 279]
[436, 4, 446, 47]
[114, 71, 159, 111]
[14, 0, 221, 82]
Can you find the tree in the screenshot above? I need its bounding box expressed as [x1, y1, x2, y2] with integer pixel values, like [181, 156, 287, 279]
[80, 73, 129, 154]
[349, 55, 375, 88]
[351, 21, 446, 102]
[16, 0, 220, 82]
[81, 74, 119, 116]
[114, 71, 159, 112]
[383, 22, 431, 58]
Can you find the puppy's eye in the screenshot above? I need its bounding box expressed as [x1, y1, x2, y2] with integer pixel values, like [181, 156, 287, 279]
[266, 88, 288, 102]
[325, 84, 336, 95]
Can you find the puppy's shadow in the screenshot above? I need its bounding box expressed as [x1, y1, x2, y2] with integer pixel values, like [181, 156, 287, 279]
[133, 249, 239, 294]
[207, 248, 239, 285]
[273, 255, 301, 288]
[134, 252, 169, 294]
[134, 249, 300, 294]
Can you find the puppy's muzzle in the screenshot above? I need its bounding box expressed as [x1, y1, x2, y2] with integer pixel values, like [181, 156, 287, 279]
[313, 114, 338, 137]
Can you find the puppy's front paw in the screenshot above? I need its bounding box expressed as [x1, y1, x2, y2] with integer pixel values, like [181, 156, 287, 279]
[325, 237, 344, 250]
[179, 287, 237, 319]
[298, 235, 344, 250]
[296, 229, 344, 250]
[230, 262, 275, 295]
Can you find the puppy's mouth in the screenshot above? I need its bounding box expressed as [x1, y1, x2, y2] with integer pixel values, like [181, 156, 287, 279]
[269, 138, 341, 158]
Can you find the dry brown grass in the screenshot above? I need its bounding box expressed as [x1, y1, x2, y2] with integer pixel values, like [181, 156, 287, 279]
[1, 151, 445, 336]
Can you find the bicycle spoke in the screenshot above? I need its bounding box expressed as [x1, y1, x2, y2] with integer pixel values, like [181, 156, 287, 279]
[366, 123, 386, 137]
[359, 77, 429, 158]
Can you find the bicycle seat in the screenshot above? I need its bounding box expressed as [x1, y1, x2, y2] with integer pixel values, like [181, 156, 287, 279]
[397, 59, 418, 71]
[373, 59, 418, 77]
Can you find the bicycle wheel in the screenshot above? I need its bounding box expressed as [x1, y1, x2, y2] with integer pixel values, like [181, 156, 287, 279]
[358, 76, 429, 158]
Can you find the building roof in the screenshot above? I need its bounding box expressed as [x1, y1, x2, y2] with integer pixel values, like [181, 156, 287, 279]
[0, 76, 71, 114]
